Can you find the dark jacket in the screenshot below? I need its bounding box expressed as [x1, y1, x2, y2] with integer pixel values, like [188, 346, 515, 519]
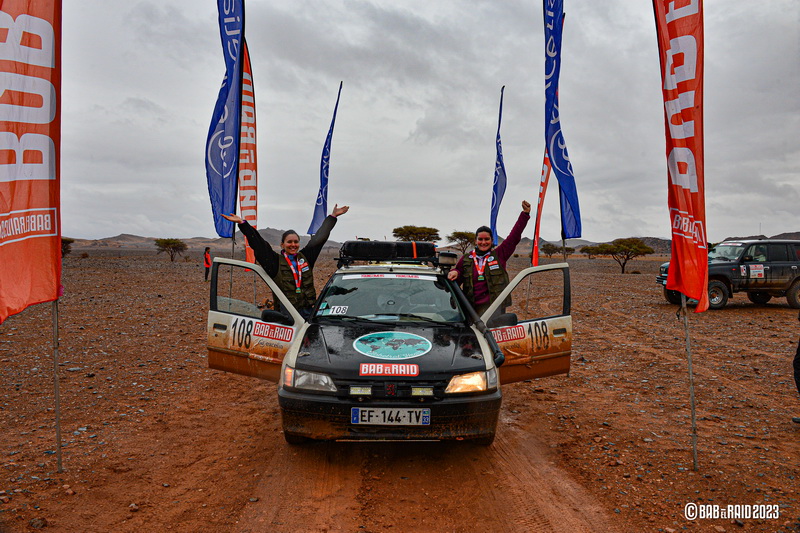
[237, 216, 338, 310]
[452, 211, 530, 308]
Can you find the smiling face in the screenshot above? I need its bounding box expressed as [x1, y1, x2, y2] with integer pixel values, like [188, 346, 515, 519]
[281, 233, 300, 255]
[475, 231, 493, 253]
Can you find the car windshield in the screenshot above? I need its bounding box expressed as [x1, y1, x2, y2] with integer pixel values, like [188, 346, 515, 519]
[314, 272, 465, 324]
[708, 243, 746, 261]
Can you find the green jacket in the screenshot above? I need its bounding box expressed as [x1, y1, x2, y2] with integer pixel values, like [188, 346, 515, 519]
[461, 252, 511, 308]
[275, 251, 317, 309]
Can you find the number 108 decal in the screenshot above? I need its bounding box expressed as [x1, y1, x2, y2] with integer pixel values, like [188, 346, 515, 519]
[531, 321, 550, 351]
[230, 317, 253, 349]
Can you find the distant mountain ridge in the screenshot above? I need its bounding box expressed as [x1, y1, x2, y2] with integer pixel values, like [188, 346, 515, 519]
[68, 231, 800, 255]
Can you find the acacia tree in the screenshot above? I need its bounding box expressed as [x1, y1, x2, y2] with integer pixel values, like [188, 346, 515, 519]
[155, 238, 188, 262]
[61, 237, 75, 257]
[446, 231, 475, 253]
[596, 238, 654, 273]
[581, 245, 598, 259]
[392, 225, 440, 242]
[540, 242, 560, 258]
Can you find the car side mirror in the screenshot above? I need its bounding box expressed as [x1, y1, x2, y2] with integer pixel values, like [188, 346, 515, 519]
[261, 309, 294, 326]
[486, 313, 518, 328]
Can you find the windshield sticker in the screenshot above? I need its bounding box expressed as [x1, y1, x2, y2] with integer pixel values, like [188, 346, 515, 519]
[359, 363, 420, 376]
[749, 264, 765, 279]
[342, 274, 437, 281]
[353, 332, 433, 360]
[328, 305, 348, 315]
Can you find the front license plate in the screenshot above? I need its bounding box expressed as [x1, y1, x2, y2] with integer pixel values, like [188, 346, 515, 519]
[351, 407, 431, 426]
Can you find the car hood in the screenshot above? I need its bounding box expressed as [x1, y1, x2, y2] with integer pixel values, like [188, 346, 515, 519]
[294, 321, 486, 379]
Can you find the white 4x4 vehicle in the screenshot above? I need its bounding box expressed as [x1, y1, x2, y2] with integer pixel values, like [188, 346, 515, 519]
[207, 241, 572, 444]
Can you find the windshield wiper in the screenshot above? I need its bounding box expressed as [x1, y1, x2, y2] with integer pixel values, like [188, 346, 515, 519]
[314, 314, 375, 325]
[390, 313, 453, 325]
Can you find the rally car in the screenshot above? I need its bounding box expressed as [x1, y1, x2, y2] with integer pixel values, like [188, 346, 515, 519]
[207, 241, 572, 444]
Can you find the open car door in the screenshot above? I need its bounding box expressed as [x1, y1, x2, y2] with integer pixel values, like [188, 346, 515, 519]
[481, 263, 571, 385]
[207, 258, 304, 382]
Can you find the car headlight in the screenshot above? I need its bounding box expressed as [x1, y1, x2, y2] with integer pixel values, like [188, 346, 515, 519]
[445, 368, 497, 394]
[283, 366, 338, 392]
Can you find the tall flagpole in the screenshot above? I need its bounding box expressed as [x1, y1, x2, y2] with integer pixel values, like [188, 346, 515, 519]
[52, 301, 63, 472]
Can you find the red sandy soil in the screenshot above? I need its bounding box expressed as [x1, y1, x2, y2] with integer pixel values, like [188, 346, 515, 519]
[1, 251, 799, 532]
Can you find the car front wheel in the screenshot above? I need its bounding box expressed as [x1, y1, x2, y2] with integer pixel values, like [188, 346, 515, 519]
[663, 287, 683, 305]
[708, 280, 728, 310]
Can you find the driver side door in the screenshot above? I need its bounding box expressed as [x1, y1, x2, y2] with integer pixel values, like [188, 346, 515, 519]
[482, 264, 572, 385]
[207, 258, 304, 382]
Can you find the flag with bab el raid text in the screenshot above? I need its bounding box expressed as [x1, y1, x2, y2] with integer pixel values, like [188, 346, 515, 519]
[0, 0, 62, 324]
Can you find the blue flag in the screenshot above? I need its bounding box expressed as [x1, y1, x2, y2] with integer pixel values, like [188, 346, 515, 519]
[308, 82, 343, 234]
[544, 1, 581, 239]
[205, 0, 244, 238]
[490, 86, 507, 246]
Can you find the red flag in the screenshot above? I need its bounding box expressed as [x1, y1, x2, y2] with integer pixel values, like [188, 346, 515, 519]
[238, 41, 257, 263]
[653, 0, 708, 312]
[531, 152, 551, 266]
[0, 1, 62, 324]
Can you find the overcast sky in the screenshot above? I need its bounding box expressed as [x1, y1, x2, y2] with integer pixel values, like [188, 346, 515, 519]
[61, 0, 799, 244]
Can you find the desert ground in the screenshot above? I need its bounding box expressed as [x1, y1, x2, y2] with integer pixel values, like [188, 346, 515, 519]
[1, 249, 799, 532]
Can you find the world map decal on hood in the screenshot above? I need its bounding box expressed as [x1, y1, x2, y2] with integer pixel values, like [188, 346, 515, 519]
[353, 332, 433, 360]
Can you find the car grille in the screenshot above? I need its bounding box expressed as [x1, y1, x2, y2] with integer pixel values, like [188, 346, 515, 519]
[333, 379, 450, 401]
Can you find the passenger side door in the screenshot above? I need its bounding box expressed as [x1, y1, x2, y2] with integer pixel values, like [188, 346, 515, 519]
[740, 244, 768, 290]
[207, 258, 303, 382]
[482, 264, 572, 385]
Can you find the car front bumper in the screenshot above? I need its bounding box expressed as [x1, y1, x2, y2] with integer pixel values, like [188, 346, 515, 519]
[278, 388, 501, 442]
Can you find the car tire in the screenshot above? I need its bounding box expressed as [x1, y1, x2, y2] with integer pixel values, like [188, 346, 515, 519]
[283, 432, 311, 445]
[787, 281, 800, 309]
[708, 280, 728, 310]
[747, 291, 772, 305]
[663, 288, 683, 305]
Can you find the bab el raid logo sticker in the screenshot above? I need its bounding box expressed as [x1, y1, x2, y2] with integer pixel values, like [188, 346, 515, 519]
[353, 332, 432, 360]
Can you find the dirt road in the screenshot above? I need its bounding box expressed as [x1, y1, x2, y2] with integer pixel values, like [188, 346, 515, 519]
[1, 252, 799, 532]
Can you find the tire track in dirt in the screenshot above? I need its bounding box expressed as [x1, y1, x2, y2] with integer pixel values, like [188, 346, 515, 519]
[482, 418, 621, 533]
[235, 443, 363, 532]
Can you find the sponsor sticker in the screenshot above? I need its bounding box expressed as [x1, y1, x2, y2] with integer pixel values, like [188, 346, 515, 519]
[359, 363, 420, 376]
[253, 322, 293, 342]
[491, 325, 526, 343]
[749, 264, 765, 279]
[353, 332, 432, 360]
[342, 274, 437, 281]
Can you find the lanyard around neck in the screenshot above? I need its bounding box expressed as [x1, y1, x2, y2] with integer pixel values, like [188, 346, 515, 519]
[282, 251, 302, 292]
[470, 250, 489, 281]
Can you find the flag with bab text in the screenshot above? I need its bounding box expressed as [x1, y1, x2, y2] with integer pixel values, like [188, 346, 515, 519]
[489, 86, 507, 246]
[0, 0, 62, 324]
[308, 82, 342, 235]
[544, 0, 581, 239]
[205, 0, 244, 239]
[238, 41, 257, 263]
[531, 152, 551, 266]
[653, 0, 708, 312]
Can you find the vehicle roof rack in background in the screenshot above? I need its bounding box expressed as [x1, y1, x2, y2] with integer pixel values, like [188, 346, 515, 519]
[337, 240, 441, 267]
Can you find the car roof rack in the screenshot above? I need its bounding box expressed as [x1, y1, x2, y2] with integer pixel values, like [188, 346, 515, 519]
[337, 240, 454, 268]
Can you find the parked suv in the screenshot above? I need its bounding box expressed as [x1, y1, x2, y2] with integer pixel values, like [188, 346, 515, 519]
[656, 239, 800, 309]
